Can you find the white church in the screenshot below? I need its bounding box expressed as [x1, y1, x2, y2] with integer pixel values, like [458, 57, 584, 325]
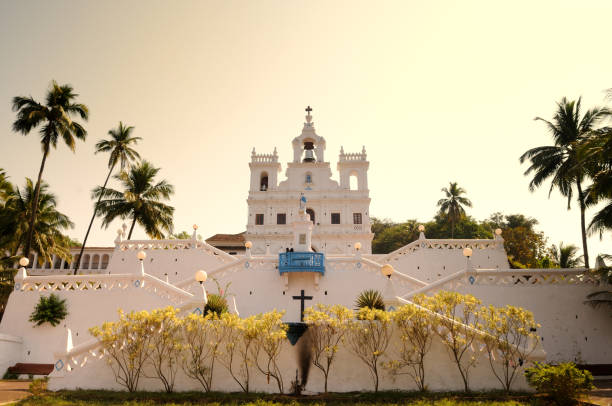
[0, 108, 610, 392]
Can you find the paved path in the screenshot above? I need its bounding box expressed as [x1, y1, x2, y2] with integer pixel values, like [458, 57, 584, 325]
[0, 380, 30, 405]
[589, 379, 612, 406]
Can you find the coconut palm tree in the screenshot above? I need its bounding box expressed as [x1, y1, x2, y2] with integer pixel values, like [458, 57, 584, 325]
[550, 242, 583, 268]
[0, 178, 74, 266]
[0, 169, 12, 206]
[437, 182, 472, 238]
[73, 122, 141, 274]
[12, 81, 88, 258]
[520, 97, 611, 268]
[579, 127, 612, 239]
[93, 161, 174, 240]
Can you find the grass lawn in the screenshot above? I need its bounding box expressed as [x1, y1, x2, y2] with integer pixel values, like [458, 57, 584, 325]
[16, 389, 540, 406]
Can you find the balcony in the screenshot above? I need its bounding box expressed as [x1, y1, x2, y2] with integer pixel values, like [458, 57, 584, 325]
[278, 252, 325, 275]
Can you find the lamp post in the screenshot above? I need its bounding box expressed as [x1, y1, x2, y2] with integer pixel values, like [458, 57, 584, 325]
[19, 257, 29, 269]
[245, 241, 252, 258]
[381, 263, 394, 279]
[195, 270, 208, 309]
[354, 242, 362, 258]
[463, 247, 473, 271]
[137, 250, 146, 275]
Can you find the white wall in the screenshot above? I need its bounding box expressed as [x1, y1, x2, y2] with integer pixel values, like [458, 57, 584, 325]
[0, 333, 23, 376]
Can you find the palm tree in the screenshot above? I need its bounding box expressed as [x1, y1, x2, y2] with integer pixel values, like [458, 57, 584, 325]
[12, 81, 88, 259]
[437, 182, 472, 238]
[0, 178, 74, 266]
[550, 242, 583, 268]
[73, 122, 141, 274]
[520, 97, 611, 268]
[579, 127, 612, 239]
[93, 161, 174, 240]
[0, 169, 12, 206]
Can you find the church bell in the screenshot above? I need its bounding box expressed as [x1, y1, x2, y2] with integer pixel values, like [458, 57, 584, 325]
[303, 142, 316, 162]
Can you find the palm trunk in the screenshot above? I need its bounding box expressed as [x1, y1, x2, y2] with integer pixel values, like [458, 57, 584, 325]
[576, 179, 589, 268]
[23, 144, 49, 259]
[127, 216, 137, 240]
[73, 163, 116, 274]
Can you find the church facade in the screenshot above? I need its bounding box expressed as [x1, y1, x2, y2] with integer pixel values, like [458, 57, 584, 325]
[246, 108, 374, 255]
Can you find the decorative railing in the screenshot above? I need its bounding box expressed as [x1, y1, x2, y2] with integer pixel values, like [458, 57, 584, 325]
[279, 252, 325, 275]
[14, 272, 194, 305]
[117, 239, 237, 263]
[339, 152, 367, 161]
[401, 268, 597, 299]
[384, 238, 503, 261]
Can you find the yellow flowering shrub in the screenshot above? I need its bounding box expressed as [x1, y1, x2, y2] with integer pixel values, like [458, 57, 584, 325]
[89, 309, 155, 392]
[180, 312, 224, 392]
[386, 295, 438, 391]
[430, 291, 482, 392]
[250, 310, 288, 393]
[346, 307, 393, 392]
[303, 304, 353, 393]
[146, 306, 183, 392]
[216, 313, 259, 393]
[479, 304, 540, 392]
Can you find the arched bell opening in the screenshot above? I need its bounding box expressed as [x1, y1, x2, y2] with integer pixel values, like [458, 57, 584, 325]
[303, 140, 316, 163]
[260, 171, 269, 191]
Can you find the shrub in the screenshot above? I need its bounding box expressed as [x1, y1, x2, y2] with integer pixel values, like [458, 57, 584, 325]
[29, 294, 68, 326]
[204, 293, 228, 316]
[355, 289, 385, 311]
[29, 377, 48, 396]
[524, 362, 594, 405]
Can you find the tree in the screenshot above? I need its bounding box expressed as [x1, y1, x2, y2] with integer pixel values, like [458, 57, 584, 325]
[89, 310, 155, 392]
[347, 307, 393, 392]
[74, 122, 141, 274]
[146, 307, 183, 393]
[550, 242, 583, 268]
[181, 312, 223, 392]
[217, 313, 259, 392]
[431, 291, 481, 392]
[0, 179, 74, 266]
[0, 169, 12, 206]
[93, 161, 175, 240]
[303, 304, 353, 393]
[250, 310, 288, 393]
[479, 305, 540, 392]
[580, 127, 612, 239]
[12, 81, 88, 258]
[437, 182, 473, 238]
[386, 295, 437, 391]
[520, 98, 611, 268]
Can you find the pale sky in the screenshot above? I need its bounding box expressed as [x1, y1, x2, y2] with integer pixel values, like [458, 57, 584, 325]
[0, 1, 610, 259]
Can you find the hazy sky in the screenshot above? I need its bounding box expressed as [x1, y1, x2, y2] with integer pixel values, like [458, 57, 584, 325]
[0, 1, 611, 259]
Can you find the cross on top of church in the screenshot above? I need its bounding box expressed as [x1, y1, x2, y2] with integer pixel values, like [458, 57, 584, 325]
[305, 106, 312, 115]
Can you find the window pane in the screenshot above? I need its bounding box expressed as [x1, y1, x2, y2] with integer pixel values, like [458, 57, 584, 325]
[353, 213, 362, 224]
[277, 213, 286, 225]
[256, 214, 264, 225]
[331, 213, 341, 224]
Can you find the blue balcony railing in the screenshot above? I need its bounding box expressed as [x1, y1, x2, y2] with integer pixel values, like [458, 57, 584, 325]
[278, 252, 325, 275]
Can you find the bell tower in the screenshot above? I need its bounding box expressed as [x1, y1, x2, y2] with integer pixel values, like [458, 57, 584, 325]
[249, 147, 281, 192]
[292, 106, 326, 163]
[337, 146, 369, 191]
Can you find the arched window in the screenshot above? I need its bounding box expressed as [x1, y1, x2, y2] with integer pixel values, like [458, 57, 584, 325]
[53, 256, 62, 269]
[101, 254, 110, 269]
[260, 172, 269, 191]
[82, 254, 90, 270]
[305, 173, 312, 184]
[306, 208, 315, 224]
[92, 254, 100, 269]
[349, 171, 359, 191]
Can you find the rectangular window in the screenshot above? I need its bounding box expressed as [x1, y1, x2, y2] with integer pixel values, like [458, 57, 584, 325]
[255, 213, 264, 225]
[299, 234, 306, 244]
[277, 213, 286, 225]
[331, 213, 341, 224]
[353, 213, 362, 224]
